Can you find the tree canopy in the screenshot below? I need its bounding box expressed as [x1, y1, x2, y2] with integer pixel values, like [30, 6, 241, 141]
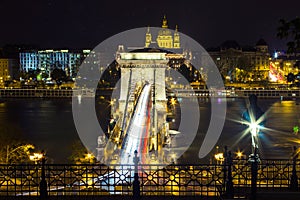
[277, 17, 300, 54]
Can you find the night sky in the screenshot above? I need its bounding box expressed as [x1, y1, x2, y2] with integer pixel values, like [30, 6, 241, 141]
[0, 0, 299, 52]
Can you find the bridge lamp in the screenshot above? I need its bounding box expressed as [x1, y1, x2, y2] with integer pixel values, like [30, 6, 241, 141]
[170, 98, 176, 106]
[110, 98, 116, 106]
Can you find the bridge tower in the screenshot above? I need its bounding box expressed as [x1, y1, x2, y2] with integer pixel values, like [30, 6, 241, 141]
[115, 47, 169, 152]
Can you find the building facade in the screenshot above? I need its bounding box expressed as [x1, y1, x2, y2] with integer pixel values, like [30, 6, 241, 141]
[208, 39, 270, 82]
[19, 52, 39, 72]
[20, 50, 82, 78]
[0, 58, 19, 82]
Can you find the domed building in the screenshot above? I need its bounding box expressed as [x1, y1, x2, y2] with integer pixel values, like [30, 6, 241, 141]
[256, 38, 268, 53]
[145, 16, 180, 49]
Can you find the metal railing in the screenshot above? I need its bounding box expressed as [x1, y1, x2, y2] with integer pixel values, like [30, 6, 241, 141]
[139, 164, 224, 196]
[0, 151, 299, 199]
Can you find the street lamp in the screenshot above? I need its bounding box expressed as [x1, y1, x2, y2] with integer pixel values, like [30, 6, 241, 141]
[242, 94, 265, 200]
[239, 94, 265, 200]
[29, 153, 44, 164]
[248, 121, 261, 162]
[82, 153, 95, 164]
[244, 119, 262, 200]
[214, 152, 224, 164]
[241, 94, 264, 162]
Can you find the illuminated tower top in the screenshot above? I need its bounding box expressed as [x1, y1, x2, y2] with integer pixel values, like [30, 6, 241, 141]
[173, 25, 180, 48]
[145, 26, 152, 47]
[162, 15, 168, 28]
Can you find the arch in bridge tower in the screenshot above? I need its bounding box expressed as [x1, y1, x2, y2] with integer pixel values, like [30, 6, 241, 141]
[116, 49, 169, 146]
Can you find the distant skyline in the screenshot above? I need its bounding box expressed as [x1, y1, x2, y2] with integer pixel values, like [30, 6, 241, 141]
[0, 0, 299, 52]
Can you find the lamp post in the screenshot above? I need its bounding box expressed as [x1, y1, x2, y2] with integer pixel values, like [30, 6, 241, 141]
[133, 150, 140, 199]
[29, 151, 46, 197]
[248, 121, 260, 163]
[29, 151, 48, 198]
[247, 118, 262, 200]
[242, 94, 265, 200]
[39, 151, 47, 199]
[224, 146, 234, 199]
[290, 146, 299, 191]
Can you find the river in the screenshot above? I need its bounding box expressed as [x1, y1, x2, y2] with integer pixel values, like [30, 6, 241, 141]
[0, 97, 299, 163]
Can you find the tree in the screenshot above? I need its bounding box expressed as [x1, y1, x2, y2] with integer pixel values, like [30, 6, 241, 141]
[0, 121, 39, 164]
[237, 56, 254, 81]
[4, 144, 35, 164]
[277, 17, 300, 54]
[51, 68, 67, 86]
[287, 72, 295, 83]
[19, 70, 38, 80]
[68, 140, 95, 164]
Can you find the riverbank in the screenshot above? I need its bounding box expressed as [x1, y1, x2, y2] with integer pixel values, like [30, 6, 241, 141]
[171, 88, 300, 99]
[1, 88, 300, 99]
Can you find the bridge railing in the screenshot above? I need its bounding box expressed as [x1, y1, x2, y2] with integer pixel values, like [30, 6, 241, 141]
[0, 164, 134, 196]
[0, 159, 299, 198]
[230, 159, 300, 198]
[139, 164, 224, 196]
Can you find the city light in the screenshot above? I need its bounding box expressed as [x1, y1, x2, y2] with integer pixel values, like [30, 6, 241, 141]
[214, 153, 224, 162]
[110, 100, 114, 106]
[170, 97, 176, 106]
[83, 153, 95, 163]
[269, 62, 284, 82]
[85, 153, 93, 159]
[249, 121, 260, 137]
[242, 113, 263, 156]
[2, 13, 300, 199]
[29, 153, 44, 164]
[235, 151, 244, 159]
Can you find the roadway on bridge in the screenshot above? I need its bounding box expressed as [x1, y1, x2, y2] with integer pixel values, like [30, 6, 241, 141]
[120, 83, 152, 164]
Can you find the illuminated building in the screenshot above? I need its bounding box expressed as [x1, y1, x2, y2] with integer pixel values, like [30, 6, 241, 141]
[37, 50, 81, 78]
[0, 58, 18, 82]
[208, 39, 270, 82]
[145, 15, 180, 49]
[20, 51, 39, 72]
[82, 49, 112, 78]
[20, 50, 82, 78]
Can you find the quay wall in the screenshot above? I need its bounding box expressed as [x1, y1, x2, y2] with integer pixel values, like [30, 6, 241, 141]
[1, 88, 300, 98]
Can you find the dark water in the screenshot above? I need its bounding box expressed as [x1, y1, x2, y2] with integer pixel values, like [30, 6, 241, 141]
[0, 97, 299, 163]
[181, 98, 300, 163]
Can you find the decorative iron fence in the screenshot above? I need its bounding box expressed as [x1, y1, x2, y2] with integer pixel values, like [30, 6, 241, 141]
[230, 159, 300, 198]
[139, 164, 224, 196]
[0, 153, 299, 199]
[0, 164, 134, 196]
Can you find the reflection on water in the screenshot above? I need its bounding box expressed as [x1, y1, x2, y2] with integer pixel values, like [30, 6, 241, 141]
[0, 97, 299, 163]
